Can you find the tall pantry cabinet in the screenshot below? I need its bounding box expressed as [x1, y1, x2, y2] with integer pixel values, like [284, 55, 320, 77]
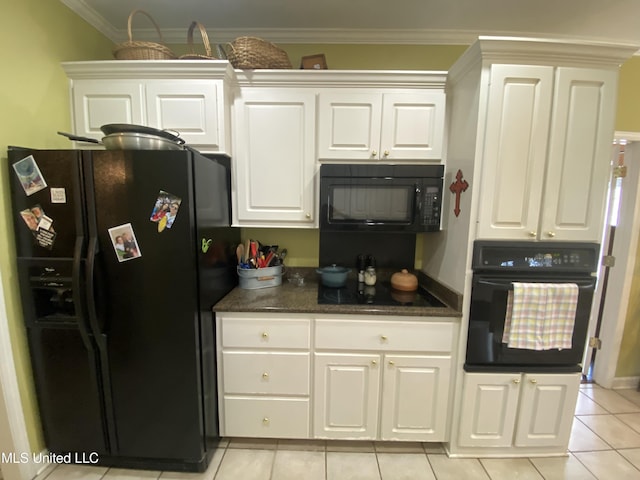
[447, 38, 634, 243]
[443, 37, 638, 457]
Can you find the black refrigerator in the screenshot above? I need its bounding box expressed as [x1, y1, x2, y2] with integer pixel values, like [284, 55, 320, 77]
[6, 146, 239, 472]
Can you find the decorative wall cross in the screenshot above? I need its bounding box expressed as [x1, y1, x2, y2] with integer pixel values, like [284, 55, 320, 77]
[449, 169, 469, 217]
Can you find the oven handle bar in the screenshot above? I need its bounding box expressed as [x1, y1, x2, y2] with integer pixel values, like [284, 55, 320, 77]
[475, 278, 596, 289]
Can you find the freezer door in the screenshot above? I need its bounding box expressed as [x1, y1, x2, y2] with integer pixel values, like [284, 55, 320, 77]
[7, 148, 85, 258]
[86, 150, 206, 462]
[27, 326, 108, 454]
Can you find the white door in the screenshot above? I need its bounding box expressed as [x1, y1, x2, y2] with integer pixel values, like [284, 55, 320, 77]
[317, 92, 382, 160]
[233, 89, 317, 226]
[380, 92, 446, 160]
[72, 80, 145, 140]
[514, 373, 580, 447]
[458, 373, 520, 447]
[476, 65, 554, 240]
[314, 353, 380, 439]
[540, 68, 617, 242]
[380, 355, 450, 441]
[589, 138, 640, 387]
[146, 80, 223, 151]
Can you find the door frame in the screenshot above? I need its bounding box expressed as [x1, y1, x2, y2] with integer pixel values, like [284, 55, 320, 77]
[591, 131, 640, 388]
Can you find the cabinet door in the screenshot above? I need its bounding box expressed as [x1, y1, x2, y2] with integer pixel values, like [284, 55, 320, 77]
[380, 355, 450, 441]
[380, 92, 445, 160]
[514, 373, 580, 447]
[72, 80, 144, 141]
[476, 65, 554, 240]
[314, 353, 380, 439]
[145, 80, 225, 152]
[233, 89, 317, 226]
[317, 92, 382, 160]
[540, 68, 617, 242]
[458, 373, 520, 447]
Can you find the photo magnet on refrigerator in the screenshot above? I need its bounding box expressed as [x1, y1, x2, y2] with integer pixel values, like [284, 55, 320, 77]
[12, 155, 47, 196]
[19, 204, 57, 250]
[108, 223, 142, 262]
[149, 190, 182, 232]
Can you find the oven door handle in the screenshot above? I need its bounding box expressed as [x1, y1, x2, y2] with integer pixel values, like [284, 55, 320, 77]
[476, 279, 514, 289]
[476, 278, 595, 289]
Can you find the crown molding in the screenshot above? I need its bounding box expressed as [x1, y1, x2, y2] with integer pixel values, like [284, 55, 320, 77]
[61, 0, 640, 56]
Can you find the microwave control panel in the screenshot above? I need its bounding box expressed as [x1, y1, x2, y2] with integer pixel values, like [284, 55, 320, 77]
[418, 186, 441, 227]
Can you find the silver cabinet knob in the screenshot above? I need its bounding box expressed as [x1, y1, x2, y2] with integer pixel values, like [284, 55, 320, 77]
[547, 231, 556, 238]
[512, 378, 520, 385]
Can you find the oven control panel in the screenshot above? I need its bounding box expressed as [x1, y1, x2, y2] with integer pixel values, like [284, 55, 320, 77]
[472, 241, 600, 273]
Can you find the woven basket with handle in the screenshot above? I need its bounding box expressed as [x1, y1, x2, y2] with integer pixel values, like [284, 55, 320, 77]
[180, 21, 216, 60]
[113, 10, 176, 60]
[226, 36, 291, 69]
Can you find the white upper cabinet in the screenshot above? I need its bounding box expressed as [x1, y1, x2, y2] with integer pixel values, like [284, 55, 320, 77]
[63, 61, 234, 154]
[475, 64, 618, 242]
[232, 88, 317, 227]
[145, 80, 226, 151]
[318, 90, 445, 162]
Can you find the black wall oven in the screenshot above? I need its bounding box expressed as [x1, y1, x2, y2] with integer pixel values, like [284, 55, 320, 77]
[465, 241, 600, 373]
[319, 164, 443, 232]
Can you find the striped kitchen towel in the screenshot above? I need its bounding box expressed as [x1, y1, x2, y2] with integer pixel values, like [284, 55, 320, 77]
[502, 282, 579, 350]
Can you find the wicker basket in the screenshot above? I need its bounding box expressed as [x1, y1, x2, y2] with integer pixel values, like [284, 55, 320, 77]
[113, 10, 176, 60]
[226, 36, 292, 69]
[179, 21, 216, 60]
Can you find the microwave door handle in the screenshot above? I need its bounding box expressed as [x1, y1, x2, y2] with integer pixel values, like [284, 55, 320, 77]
[415, 186, 422, 214]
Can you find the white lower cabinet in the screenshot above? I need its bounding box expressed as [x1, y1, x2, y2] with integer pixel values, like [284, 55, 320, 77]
[217, 313, 455, 442]
[313, 318, 454, 441]
[314, 353, 381, 439]
[217, 315, 312, 439]
[380, 354, 451, 441]
[458, 372, 580, 449]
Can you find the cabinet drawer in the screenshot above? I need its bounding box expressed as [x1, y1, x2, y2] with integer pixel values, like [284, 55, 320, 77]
[315, 319, 453, 352]
[220, 317, 310, 349]
[223, 397, 310, 438]
[222, 352, 310, 395]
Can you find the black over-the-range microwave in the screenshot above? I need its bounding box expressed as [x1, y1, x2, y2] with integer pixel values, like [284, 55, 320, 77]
[319, 164, 444, 232]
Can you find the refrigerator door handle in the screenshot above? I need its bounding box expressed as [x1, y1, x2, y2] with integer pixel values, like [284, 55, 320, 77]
[86, 235, 106, 338]
[72, 235, 95, 351]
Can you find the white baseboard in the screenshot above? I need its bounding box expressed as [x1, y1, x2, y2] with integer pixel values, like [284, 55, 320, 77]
[611, 376, 640, 389]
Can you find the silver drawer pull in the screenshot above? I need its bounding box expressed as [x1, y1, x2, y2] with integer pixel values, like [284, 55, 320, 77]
[262, 417, 270, 425]
[262, 372, 269, 380]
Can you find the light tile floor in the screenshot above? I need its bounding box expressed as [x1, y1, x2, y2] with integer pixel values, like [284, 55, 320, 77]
[31, 384, 640, 480]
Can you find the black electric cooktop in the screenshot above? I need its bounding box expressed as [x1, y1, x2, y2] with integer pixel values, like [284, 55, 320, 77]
[317, 280, 447, 308]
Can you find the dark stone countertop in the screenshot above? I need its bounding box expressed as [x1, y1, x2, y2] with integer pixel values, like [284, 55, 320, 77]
[213, 267, 463, 319]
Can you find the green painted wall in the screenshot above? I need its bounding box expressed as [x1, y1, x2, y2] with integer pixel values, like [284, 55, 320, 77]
[616, 234, 640, 377]
[2, 0, 640, 456]
[616, 57, 640, 132]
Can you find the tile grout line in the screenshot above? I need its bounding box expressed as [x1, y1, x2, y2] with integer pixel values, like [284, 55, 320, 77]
[212, 443, 230, 480]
